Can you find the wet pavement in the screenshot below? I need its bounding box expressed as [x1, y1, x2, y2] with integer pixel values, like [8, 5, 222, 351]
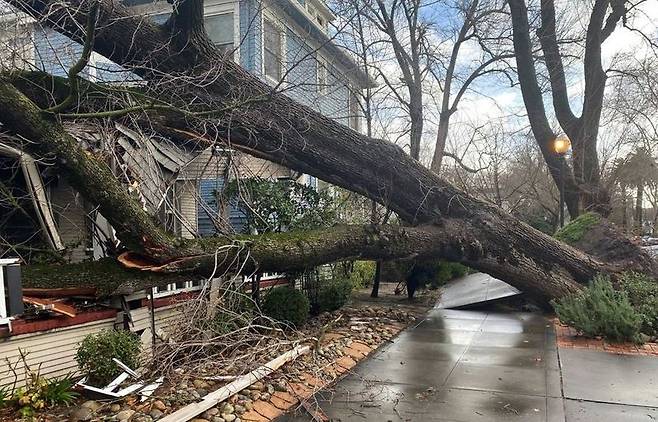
[279, 304, 658, 421]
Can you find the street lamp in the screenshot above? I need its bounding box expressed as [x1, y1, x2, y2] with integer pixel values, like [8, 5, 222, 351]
[553, 135, 571, 228]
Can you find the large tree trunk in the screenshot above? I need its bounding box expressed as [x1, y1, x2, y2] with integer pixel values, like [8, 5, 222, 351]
[1, 0, 655, 304]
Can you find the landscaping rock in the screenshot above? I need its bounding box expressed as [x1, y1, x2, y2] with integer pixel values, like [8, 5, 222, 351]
[69, 406, 93, 422]
[202, 408, 219, 419]
[221, 414, 236, 422]
[150, 409, 164, 420]
[221, 403, 234, 414]
[152, 400, 167, 412]
[110, 404, 122, 413]
[250, 381, 265, 391]
[193, 379, 210, 389]
[81, 400, 101, 412]
[116, 409, 135, 421]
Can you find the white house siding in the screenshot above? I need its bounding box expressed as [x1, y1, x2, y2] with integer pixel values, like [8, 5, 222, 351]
[0, 316, 115, 390]
[177, 179, 199, 239]
[0, 304, 186, 389]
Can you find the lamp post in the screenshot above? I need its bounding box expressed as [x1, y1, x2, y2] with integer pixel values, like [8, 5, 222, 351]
[553, 135, 571, 228]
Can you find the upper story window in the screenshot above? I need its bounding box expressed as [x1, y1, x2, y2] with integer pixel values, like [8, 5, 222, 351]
[206, 13, 234, 57]
[317, 60, 327, 94]
[263, 18, 283, 81]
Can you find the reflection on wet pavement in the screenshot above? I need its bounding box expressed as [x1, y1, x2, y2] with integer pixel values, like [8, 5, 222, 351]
[280, 308, 562, 421]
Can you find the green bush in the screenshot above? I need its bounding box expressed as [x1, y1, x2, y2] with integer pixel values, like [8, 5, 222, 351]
[619, 272, 658, 337]
[76, 329, 141, 386]
[554, 212, 601, 245]
[318, 278, 352, 312]
[349, 261, 375, 289]
[552, 275, 642, 342]
[262, 286, 310, 327]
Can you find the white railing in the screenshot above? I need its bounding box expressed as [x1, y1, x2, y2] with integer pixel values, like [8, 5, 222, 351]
[150, 279, 206, 299]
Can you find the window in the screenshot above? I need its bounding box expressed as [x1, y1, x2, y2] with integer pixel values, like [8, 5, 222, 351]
[263, 18, 283, 81]
[316, 60, 327, 93]
[206, 13, 234, 57]
[349, 91, 361, 131]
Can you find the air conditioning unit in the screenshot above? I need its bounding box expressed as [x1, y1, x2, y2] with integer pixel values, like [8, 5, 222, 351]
[1, 258, 23, 325]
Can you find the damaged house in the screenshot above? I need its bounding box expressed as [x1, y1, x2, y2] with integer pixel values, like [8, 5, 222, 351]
[0, 0, 370, 387]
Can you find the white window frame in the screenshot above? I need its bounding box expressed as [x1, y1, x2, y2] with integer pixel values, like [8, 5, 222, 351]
[261, 12, 286, 84]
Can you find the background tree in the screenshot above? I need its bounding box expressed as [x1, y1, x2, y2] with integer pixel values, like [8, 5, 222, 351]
[507, 0, 643, 217]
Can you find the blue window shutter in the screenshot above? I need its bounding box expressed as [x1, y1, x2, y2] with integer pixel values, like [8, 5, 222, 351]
[198, 179, 224, 236]
[229, 201, 248, 233]
[198, 178, 249, 235]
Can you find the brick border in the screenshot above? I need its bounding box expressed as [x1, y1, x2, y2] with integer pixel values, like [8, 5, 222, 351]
[238, 322, 407, 421]
[554, 319, 658, 356]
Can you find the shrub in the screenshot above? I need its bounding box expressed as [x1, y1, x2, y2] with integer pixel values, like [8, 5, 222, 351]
[552, 275, 642, 343]
[262, 286, 310, 327]
[76, 329, 141, 386]
[554, 212, 601, 245]
[318, 278, 352, 312]
[619, 272, 658, 337]
[349, 261, 376, 289]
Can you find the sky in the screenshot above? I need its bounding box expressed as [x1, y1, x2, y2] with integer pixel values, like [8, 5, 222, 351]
[332, 0, 658, 171]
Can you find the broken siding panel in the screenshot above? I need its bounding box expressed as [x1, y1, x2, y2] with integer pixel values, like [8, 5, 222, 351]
[178, 148, 230, 181]
[123, 304, 184, 333]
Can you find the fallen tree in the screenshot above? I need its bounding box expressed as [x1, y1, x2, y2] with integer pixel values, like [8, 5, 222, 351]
[1, 0, 656, 304]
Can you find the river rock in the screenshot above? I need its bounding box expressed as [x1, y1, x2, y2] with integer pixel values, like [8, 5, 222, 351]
[116, 409, 135, 421]
[69, 406, 92, 422]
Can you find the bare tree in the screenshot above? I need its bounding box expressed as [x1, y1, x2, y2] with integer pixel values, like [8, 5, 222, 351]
[507, 0, 648, 217]
[428, 0, 514, 174]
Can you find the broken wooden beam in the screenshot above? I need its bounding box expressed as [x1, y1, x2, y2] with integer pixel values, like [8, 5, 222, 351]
[159, 345, 311, 422]
[22, 296, 77, 317]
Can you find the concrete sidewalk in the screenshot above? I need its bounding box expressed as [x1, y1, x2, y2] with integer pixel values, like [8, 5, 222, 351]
[279, 293, 658, 421]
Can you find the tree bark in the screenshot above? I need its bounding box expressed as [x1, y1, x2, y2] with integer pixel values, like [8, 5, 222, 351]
[370, 260, 382, 298]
